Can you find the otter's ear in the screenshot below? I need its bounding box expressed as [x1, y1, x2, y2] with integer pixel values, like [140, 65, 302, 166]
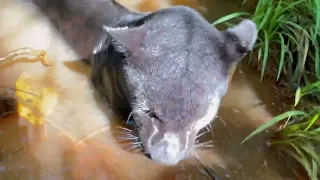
[223, 19, 258, 61]
[229, 19, 257, 50]
[102, 25, 147, 54]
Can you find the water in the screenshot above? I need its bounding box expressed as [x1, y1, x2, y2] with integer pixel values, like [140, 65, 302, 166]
[0, 0, 299, 179]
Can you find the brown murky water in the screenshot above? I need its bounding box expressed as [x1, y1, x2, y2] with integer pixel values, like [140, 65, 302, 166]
[0, 0, 299, 180]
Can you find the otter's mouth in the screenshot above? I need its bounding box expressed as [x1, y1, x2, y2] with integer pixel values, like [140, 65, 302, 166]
[114, 115, 150, 158]
[115, 116, 215, 163]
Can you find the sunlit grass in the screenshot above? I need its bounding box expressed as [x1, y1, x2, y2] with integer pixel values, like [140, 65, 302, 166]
[213, 0, 320, 85]
[241, 100, 320, 180]
[212, 0, 320, 179]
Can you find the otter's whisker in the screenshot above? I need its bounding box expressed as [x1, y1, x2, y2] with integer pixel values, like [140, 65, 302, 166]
[205, 124, 213, 133]
[134, 149, 143, 154]
[116, 131, 135, 136]
[117, 131, 135, 135]
[192, 153, 220, 180]
[216, 116, 226, 126]
[121, 141, 142, 147]
[117, 136, 139, 140]
[125, 112, 133, 124]
[197, 131, 209, 138]
[116, 126, 133, 132]
[197, 144, 214, 148]
[195, 140, 213, 148]
[126, 144, 141, 151]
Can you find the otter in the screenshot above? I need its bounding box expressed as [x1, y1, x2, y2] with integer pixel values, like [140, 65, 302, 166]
[89, 6, 257, 166]
[27, 0, 257, 166]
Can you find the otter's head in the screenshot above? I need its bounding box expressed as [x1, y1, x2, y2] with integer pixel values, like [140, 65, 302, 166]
[93, 6, 257, 166]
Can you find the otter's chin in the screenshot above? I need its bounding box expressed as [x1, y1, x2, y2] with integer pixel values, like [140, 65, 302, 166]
[143, 133, 192, 166]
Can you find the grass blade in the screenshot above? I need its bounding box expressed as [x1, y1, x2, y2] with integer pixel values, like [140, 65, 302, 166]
[260, 30, 269, 81]
[257, 4, 274, 31]
[313, 0, 320, 42]
[292, 32, 309, 84]
[211, 12, 250, 26]
[314, 45, 320, 79]
[241, 110, 307, 143]
[268, 0, 282, 33]
[296, 141, 320, 165]
[280, 20, 310, 38]
[280, 0, 304, 13]
[276, 33, 286, 81]
[301, 80, 320, 94]
[311, 159, 318, 180]
[304, 112, 320, 131]
[280, 121, 311, 136]
[288, 143, 313, 179]
[294, 87, 301, 106]
[282, 32, 298, 45]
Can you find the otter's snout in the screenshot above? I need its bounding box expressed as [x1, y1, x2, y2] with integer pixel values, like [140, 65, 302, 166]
[148, 133, 186, 166]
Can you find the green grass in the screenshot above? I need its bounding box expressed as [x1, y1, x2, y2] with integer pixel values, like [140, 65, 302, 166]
[242, 105, 320, 179]
[212, 0, 320, 179]
[213, 0, 320, 85]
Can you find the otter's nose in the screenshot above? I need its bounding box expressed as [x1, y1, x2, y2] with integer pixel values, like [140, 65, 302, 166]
[149, 133, 184, 166]
[145, 153, 152, 159]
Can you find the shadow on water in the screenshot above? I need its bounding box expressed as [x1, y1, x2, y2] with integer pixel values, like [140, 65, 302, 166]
[0, 0, 301, 179]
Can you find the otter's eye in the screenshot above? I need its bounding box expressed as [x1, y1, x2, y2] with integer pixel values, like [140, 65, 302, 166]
[126, 118, 137, 127]
[237, 44, 248, 55]
[145, 110, 163, 123]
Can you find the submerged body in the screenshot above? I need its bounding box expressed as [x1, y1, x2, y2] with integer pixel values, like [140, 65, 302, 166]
[27, 0, 257, 166]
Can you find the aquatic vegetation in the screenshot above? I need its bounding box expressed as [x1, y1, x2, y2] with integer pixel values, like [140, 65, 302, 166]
[15, 73, 58, 125]
[214, 0, 320, 85]
[0, 48, 55, 125]
[242, 95, 320, 180]
[212, 0, 320, 179]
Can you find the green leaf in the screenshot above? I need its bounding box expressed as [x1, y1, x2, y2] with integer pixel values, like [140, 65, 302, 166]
[311, 159, 318, 180]
[288, 132, 314, 140]
[289, 143, 313, 178]
[304, 113, 320, 131]
[260, 30, 269, 81]
[294, 87, 301, 106]
[297, 141, 320, 165]
[211, 12, 251, 26]
[313, 0, 320, 43]
[280, 121, 311, 136]
[268, 0, 282, 33]
[291, 32, 309, 84]
[258, 4, 274, 31]
[282, 32, 298, 45]
[257, 47, 262, 61]
[279, 20, 310, 38]
[301, 80, 320, 94]
[314, 45, 320, 79]
[279, 0, 305, 14]
[276, 33, 286, 81]
[313, 127, 320, 132]
[241, 110, 307, 143]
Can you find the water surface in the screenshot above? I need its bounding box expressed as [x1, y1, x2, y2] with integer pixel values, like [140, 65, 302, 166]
[0, 0, 298, 179]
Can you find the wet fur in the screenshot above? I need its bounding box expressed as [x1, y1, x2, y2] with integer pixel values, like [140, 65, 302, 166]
[89, 4, 258, 165]
[28, 0, 257, 166]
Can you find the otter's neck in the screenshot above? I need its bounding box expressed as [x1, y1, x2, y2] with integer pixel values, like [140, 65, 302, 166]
[22, 0, 137, 58]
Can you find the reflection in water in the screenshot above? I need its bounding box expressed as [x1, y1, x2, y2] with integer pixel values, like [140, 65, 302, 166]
[0, 0, 298, 179]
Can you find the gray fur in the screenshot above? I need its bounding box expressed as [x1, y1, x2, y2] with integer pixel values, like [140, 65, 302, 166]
[91, 4, 257, 166]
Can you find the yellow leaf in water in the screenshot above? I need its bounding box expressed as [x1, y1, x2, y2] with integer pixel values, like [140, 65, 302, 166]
[15, 73, 58, 125]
